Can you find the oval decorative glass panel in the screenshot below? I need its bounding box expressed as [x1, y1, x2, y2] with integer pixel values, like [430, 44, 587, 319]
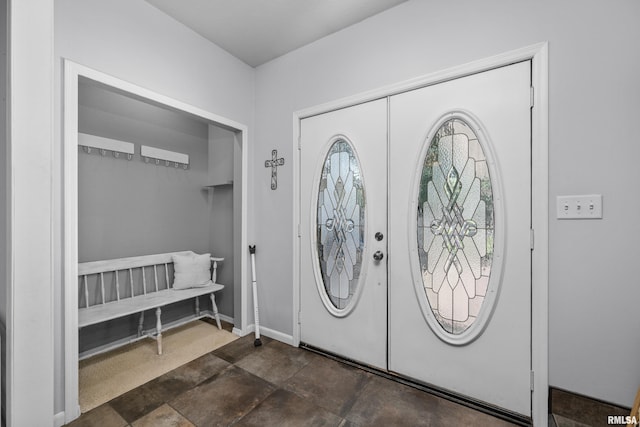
[316, 138, 365, 311]
[417, 115, 498, 338]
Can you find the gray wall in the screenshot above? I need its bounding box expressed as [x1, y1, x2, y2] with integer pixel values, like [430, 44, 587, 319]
[252, 0, 640, 408]
[78, 81, 210, 261]
[77, 81, 240, 352]
[55, 0, 255, 416]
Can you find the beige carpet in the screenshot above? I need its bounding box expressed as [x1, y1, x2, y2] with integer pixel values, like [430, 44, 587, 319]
[79, 320, 238, 413]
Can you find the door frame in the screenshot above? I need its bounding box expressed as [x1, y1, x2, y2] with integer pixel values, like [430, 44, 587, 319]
[292, 42, 548, 424]
[63, 60, 249, 423]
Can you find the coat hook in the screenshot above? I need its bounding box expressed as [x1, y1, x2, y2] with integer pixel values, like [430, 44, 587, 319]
[113, 151, 120, 158]
[127, 153, 133, 161]
[155, 159, 160, 165]
[165, 160, 170, 167]
[144, 156, 150, 163]
[100, 149, 107, 156]
[183, 164, 188, 170]
[83, 146, 91, 154]
[174, 162, 179, 168]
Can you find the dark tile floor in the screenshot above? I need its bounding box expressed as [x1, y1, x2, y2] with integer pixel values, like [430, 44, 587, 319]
[549, 388, 630, 427]
[66, 324, 523, 427]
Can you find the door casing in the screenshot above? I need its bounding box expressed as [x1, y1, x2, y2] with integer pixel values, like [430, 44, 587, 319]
[293, 43, 548, 425]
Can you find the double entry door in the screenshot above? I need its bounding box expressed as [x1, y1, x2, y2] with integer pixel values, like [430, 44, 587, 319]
[299, 61, 532, 416]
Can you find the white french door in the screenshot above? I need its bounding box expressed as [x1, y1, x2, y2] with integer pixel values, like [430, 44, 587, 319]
[388, 61, 532, 415]
[298, 61, 532, 416]
[299, 99, 388, 369]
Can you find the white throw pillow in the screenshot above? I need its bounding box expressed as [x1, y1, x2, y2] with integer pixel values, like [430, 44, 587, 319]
[172, 252, 212, 290]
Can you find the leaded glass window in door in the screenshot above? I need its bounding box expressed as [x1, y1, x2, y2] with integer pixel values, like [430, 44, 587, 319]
[417, 117, 495, 335]
[317, 138, 365, 310]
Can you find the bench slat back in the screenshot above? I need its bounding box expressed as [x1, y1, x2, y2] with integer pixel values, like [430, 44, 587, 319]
[78, 251, 193, 275]
[78, 251, 197, 309]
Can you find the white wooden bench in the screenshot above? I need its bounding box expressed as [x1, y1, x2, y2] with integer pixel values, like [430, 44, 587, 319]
[78, 251, 224, 360]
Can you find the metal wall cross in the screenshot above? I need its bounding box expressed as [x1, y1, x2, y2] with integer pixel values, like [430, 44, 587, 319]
[264, 149, 285, 190]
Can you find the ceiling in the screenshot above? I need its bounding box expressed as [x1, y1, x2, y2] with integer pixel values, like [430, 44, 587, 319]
[144, 0, 408, 67]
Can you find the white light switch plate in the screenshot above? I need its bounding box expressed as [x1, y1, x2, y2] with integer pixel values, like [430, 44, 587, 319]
[556, 194, 602, 219]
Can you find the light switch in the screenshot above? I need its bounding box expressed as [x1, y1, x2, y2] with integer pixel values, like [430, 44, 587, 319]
[556, 194, 602, 219]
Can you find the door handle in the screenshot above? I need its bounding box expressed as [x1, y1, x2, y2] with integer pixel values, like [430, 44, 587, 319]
[373, 251, 384, 261]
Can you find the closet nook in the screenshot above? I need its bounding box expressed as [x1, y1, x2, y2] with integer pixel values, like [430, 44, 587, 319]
[77, 77, 241, 357]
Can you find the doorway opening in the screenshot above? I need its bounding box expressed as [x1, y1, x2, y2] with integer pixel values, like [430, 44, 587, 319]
[63, 60, 249, 423]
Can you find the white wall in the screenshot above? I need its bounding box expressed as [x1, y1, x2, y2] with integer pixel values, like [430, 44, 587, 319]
[7, 0, 54, 425]
[253, 0, 640, 407]
[54, 0, 255, 416]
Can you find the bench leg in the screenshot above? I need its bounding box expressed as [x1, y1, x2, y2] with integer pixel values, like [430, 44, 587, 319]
[210, 293, 221, 329]
[155, 307, 163, 355]
[138, 311, 145, 337]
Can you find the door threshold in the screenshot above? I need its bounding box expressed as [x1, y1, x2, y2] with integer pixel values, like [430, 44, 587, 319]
[300, 343, 532, 427]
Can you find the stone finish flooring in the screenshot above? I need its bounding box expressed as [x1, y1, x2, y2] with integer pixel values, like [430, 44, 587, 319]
[66, 326, 522, 427]
[549, 388, 630, 427]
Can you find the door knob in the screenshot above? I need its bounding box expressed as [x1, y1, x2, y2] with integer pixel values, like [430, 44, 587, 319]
[373, 251, 384, 261]
[375, 232, 384, 241]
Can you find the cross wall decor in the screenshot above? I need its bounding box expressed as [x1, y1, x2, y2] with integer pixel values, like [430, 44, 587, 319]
[264, 149, 285, 190]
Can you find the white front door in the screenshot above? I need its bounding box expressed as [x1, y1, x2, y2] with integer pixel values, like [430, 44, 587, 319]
[298, 61, 532, 416]
[388, 61, 532, 415]
[299, 99, 388, 369]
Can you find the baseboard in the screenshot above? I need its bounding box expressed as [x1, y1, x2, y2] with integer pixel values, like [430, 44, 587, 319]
[237, 324, 294, 346]
[218, 313, 234, 325]
[53, 411, 65, 427]
[261, 326, 294, 345]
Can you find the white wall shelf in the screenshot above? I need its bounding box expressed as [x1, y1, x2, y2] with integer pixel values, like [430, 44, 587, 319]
[203, 180, 234, 189]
